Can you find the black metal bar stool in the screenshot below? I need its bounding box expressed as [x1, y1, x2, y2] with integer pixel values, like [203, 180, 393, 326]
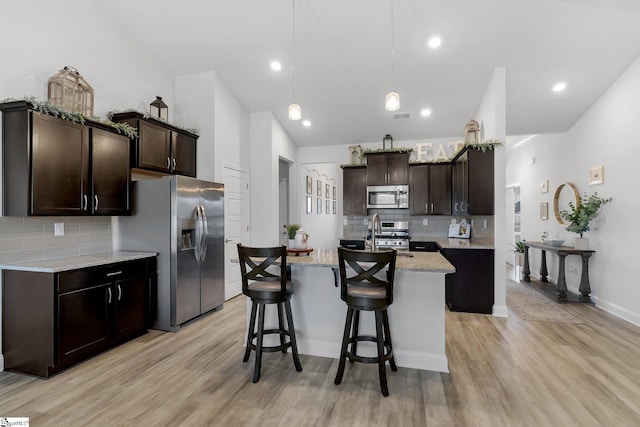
[334, 247, 397, 396]
[237, 244, 302, 383]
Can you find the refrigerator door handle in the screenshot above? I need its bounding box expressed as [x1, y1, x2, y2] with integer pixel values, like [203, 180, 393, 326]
[194, 205, 202, 262]
[200, 205, 209, 262]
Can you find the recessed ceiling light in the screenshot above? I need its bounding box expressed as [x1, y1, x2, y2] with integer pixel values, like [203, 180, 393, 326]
[552, 82, 566, 92]
[302, 120, 311, 127]
[427, 36, 442, 49]
[420, 108, 432, 117]
[270, 61, 282, 71]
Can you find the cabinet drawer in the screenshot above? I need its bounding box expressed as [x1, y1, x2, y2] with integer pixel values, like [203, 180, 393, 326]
[57, 258, 155, 293]
[409, 241, 438, 252]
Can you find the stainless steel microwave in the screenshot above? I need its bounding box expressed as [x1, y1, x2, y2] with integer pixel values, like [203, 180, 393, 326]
[366, 185, 409, 209]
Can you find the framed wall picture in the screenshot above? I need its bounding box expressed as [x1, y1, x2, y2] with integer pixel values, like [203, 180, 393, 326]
[589, 165, 604, 185]
[540, 202, 549, 220]
[540, 179, 549, 193]
[333, 186, 336, 200]
[306, 176, 312, 194]
[306, 196, 312, 214]
[325, 183, 330, 199]
[317, 180, 322, 197]
[326, 199, 330, 214]
[317, 198, 322, 214]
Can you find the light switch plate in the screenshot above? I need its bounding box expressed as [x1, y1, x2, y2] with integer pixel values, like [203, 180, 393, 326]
[343, 218, 348, 225]
[54, 223, 64, 236]
[363, 218, 368, 225]
[422, 218, 428, 226]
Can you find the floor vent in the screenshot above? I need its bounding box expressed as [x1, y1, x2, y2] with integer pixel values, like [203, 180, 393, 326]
[394, 112, 411, 119]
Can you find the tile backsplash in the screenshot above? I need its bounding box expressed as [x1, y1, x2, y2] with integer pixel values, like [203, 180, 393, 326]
[342, 210, 494, 241]
[0, 216, 112, 265]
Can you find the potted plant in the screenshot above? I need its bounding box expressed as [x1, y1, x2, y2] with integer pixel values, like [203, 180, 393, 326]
[559, 193, 611, 249]
[512, 241, 525, 267]
[287, 224, 300, 248]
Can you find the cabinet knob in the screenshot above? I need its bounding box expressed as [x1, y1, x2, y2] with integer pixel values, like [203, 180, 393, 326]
[83, 195, 88, 211]
[94, 195, 99, 211]
[172, 158, 176, 171]
[107, 287, 112, 304]
[166, 157, 171, 169]
[431, 203, 434, 213]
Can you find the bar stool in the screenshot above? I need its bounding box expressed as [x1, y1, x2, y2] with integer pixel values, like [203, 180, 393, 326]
[237, 244, 302, 383]
[334, 247, 397, 396]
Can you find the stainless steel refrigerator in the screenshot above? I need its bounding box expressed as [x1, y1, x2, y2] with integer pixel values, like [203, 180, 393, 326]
[116, 175, 224, 331]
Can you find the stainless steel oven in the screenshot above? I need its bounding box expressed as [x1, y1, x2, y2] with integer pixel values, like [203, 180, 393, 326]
[366, 185, 409, 209]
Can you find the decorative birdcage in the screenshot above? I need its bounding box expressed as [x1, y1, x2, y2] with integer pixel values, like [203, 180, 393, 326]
[150, 96, 168, 121]
[47, 66, 94, 116]
[464, 119, 480, 144]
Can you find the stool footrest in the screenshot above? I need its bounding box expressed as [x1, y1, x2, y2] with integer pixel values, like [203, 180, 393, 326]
[346, 335, 393, 364]
[247, 329, 294, 353]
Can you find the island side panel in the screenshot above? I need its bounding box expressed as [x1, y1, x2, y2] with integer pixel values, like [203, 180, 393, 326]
[272, 266, 449, 373]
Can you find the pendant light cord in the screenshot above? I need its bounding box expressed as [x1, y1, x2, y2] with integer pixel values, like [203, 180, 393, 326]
[390, 0, 396, 91]
[292, 0, 297, 103]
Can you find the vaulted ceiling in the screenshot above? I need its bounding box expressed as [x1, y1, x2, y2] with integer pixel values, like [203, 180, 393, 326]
[96, 0, 640, 147]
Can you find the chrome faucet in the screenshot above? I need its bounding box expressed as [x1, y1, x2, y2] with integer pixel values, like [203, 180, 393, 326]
[371, 213, 382, 252]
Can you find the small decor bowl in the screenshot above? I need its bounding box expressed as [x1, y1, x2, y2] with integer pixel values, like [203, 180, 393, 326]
[549, 239, 564, 247]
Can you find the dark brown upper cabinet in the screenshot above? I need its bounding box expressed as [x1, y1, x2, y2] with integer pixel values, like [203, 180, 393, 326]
[409, 163, 451, 215]
[342, 166, 367, 215]
[451, 147, 494, 215]
[365, 152, 409, 186]
[110, 112, 197, 177]
[1, 101, 131, 216]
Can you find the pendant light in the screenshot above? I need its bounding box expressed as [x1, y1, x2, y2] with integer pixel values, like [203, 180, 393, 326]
[288, 0, 301, 120]
[385, 0, 400, 111]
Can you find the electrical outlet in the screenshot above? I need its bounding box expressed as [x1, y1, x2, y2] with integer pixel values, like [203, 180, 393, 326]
[54, 223, 64, 236]
[423, 218, 428, 226]
[542, 231, 548, 239]
[343, 218, 348, 225]
[363, 218, 368, 225]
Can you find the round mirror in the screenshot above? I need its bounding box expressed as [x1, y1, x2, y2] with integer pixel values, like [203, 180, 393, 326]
[553, 183, 580, 225]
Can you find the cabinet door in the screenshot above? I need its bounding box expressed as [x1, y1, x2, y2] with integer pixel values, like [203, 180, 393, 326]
[452, 151, 468, 215]
[429, 164, 451, 215]
[365, 154, 388, 185]
[58, 283, 113, 365]
[444, 248, 494, 314]
[171, 132, 197, 177]
[91, 128, 131, 215]
[31, 113, 89, 215]
[409, 164, 429, 214]
[115, 275, 149, 341]
[468, 149, 494, 215]
[386, 153, 409, 184]
[138, 120, 171, 172]
[343, 167, 367, 215]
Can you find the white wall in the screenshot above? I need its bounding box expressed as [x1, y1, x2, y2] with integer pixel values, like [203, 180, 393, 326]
[507, 57, 640, 326]
[248, 113, 297, 246]
[475, 67, 507, 317]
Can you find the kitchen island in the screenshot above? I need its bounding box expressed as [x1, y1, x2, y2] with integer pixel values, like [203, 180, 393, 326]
[275, 249, 455, 373]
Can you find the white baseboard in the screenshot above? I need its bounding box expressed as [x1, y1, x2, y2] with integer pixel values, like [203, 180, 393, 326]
[593, 298, 640, 327]
[492, 304, 508, 317]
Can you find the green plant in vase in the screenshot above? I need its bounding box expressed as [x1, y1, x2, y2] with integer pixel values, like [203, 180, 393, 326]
[287, 224, 301, 240]
[559, 193, 611, 249]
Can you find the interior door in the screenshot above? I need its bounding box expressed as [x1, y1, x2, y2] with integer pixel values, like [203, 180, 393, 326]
[222, 165, 249, 300]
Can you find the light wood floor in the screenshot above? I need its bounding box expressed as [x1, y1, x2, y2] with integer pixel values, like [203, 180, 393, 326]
[2, 271, 640, 426]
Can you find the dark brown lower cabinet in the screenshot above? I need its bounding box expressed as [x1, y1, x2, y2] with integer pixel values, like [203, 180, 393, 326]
[443, 248, 494, 314]
[2, 257, 156, 378]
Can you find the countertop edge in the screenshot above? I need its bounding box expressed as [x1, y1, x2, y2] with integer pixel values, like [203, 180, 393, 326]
[0, 251, 158, 273]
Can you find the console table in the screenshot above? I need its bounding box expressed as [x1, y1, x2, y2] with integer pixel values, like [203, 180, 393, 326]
[522, 241, 595, 302]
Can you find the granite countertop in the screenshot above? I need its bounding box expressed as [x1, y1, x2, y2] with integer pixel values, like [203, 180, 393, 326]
[0, 251, 158, 273]
[287, 248, 455, 273]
